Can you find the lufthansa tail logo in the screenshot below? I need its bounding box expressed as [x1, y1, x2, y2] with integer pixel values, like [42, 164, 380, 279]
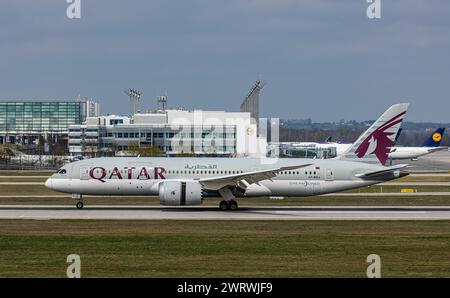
[432, 133, 442, 142]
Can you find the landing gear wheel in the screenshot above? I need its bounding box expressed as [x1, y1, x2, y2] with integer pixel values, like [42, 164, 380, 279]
[76, 201, 84, 209]
[219, 200, 228, 211]
[229, 200, 238, 211]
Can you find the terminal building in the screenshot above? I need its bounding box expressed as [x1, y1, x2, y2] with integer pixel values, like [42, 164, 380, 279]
[267, 142, 338, 159]
[68, 109, 264, 157]
[0, 99, 99, 152]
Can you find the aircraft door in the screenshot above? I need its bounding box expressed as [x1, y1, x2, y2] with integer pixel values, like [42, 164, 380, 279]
[325, 168, 334, 181]
[80, 166, 90, 180]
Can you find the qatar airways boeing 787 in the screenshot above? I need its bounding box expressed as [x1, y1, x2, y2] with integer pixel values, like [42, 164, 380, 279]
[45, 103, 410, 210]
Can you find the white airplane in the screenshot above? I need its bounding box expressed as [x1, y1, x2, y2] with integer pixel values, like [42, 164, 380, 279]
[291, 127, 447, 162]
[46, 103, 410, 210]
[388, 128, 447, 160]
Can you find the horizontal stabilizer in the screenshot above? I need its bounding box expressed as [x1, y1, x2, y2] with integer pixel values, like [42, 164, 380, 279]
[355, 164, 409, 179]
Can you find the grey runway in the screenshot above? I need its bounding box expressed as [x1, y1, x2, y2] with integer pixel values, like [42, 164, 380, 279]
[1, 205, 450, 220]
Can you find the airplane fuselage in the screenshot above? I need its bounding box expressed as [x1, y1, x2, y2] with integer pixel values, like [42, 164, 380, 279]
[388, 146, 445, 160]
[46, 157, 406, 198]
[294, 143, 447, 161]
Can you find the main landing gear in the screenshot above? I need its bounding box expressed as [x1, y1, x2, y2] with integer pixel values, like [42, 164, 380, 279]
[219, 200, 238, 211]
[72, 194, 84, 209]
[218, 188, 239, 211]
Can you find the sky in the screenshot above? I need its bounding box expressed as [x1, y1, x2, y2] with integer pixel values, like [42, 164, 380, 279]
[0, 0, 449, 122]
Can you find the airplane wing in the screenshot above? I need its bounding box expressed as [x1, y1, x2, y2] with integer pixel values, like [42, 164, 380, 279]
[355, 164, 409, 179]
[427, 146, 448, 153]
[195, 164, 313, 190]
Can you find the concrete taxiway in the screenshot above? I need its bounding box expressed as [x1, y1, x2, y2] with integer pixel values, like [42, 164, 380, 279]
[1, 205, 450, 220]
[393, 150, 450, 172]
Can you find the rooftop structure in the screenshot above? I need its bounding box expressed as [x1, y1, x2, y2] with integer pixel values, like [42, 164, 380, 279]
[69, 109, 264, 157]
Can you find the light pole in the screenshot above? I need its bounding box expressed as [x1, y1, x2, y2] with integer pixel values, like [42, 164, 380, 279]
[157, 95, 168, 111]
[124, 88, 142, 116]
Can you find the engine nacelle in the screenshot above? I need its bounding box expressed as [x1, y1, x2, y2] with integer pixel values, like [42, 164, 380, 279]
[159, 181, 203, 206]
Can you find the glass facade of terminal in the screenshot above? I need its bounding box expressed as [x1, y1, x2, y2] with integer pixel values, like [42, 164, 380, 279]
[0, 102, 82, 133]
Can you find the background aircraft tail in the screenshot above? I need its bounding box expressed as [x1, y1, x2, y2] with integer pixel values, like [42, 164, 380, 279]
[339, 103, 409, 165]
[422, 128, 446, 147]
[393, 128, 402, 146]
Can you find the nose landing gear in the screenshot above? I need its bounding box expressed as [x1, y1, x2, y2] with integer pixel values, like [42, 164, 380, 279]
[72, 194, 84, 209]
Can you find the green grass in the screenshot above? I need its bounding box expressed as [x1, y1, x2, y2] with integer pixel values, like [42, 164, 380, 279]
[399, 176, 450, 182]
[0, 220, 450, 277]
[0, 177, 47, 182]
[0, 185, 58, 195]
[0, 171, 53, 176]
[345, 185, 450, 193]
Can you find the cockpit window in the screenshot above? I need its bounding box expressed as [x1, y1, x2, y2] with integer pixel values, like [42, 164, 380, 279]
[58, 169, 67, 174]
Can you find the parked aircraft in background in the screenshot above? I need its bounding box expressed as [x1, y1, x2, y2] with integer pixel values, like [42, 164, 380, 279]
[45, 103, 410, 210]
[388, 128, 447, 160]
[292, 128, 447, 163]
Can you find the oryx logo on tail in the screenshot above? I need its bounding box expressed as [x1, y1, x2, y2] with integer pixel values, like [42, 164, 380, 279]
[355, 111, 406, 165]
[339, 103, 409, 165]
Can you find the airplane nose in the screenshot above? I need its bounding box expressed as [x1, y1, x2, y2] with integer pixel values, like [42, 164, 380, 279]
[45, 178, 53, 189]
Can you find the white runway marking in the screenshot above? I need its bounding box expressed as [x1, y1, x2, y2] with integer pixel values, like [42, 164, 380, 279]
[0, 205, 449, 220]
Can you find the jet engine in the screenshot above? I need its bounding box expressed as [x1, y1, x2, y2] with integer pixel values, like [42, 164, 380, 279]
[158, 181, 203, 206]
